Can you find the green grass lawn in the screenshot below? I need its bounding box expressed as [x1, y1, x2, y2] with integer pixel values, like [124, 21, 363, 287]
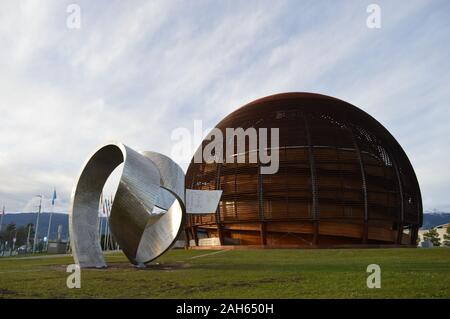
[0, 248, 449, 298]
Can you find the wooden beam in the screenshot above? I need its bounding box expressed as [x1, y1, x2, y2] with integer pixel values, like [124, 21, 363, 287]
[410, 225, 418, 246]
[193, 226, 199, 246]
[184, 227, 191, 248]
[217, 224, 225, 245]
[349, 125, 369, 244]
[312, 221, 319, 245]
[363, 221, 369, 244]
[260, 222, 267, 245]
[396, 223, 404, 244]
[215, 162, 224, 245]
[258, 164, 265, 245]
[303, 116, 319, 221]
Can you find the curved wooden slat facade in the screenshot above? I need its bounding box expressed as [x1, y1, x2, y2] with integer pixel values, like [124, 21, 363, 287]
[185, 93, 422, 247]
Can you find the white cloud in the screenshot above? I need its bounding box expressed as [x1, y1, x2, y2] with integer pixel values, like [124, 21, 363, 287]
[0, 0, 449, 213]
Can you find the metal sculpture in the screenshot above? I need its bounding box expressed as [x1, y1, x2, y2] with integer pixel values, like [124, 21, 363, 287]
[69, 142, 221, 268]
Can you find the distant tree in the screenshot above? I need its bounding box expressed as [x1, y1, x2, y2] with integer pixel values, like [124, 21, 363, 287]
[443, 226, 450, 247]
[21, 223, 34, 248]
[7, 222, 16, 239]
[6, 222, 16, 233]
[0, 227, 5, 241]
[0, 223, 35, 251]
[14, 224, 33, 247]
[36, 240, 45, 253]
[0, 227, 5, 251]
[423, 228, 441, 247]
[3, 223, 16, 250]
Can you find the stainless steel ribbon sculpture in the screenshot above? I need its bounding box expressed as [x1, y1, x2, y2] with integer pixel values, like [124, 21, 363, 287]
[69, 142, 222, 268]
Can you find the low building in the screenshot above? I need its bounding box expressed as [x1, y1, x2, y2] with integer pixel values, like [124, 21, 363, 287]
[47, 241, 68, 254]
[418, 223, 449, 247]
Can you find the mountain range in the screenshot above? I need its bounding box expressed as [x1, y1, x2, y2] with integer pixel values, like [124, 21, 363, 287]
[1, 211, 449, 241]
[0, 213, 107, 241]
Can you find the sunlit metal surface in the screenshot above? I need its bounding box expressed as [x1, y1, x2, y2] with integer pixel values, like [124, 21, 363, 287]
[69, 142, 222, 268]
[69, 142, 183, 267]
[186, 189, 223, 214]
[134, 151, 186, 264]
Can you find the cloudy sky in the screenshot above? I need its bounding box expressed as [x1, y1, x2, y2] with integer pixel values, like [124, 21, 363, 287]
[0, 0, 449, 213]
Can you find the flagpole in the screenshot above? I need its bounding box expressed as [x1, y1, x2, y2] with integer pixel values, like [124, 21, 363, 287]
[26, 223, 32, 252]
[105, 198, 110, 251]
[46, 208, 53, 251]
[99, 207, 104, 239]
[101, 194, 108, 251]
[106, 197, 112, 250]
[46, 188, 57, 251]
[99, 193, 103, 250]
[32, 195, 42, 254]
[110, 194, 118, 250]
[0, 205, 4, 255]
[106, 197, 116, 250]
[0, 205, 5, 233]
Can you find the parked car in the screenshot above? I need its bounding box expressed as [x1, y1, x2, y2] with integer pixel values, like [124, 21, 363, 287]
[17, 245, 30, 254]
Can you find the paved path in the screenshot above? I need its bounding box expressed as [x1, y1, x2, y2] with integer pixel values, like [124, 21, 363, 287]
[0, 250, 121, 261]
[187, 249, 228, 260]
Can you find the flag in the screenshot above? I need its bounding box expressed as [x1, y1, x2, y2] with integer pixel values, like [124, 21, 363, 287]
[51, 188, 57, 206]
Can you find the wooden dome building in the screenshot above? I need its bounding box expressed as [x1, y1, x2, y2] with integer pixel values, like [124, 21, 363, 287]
[185, 93, 422, 247]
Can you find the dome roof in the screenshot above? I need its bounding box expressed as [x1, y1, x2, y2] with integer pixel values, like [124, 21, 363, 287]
[186, 93, 422, 246]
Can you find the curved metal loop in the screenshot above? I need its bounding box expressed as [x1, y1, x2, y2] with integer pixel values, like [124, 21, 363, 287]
[69, 142, 186, 268]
